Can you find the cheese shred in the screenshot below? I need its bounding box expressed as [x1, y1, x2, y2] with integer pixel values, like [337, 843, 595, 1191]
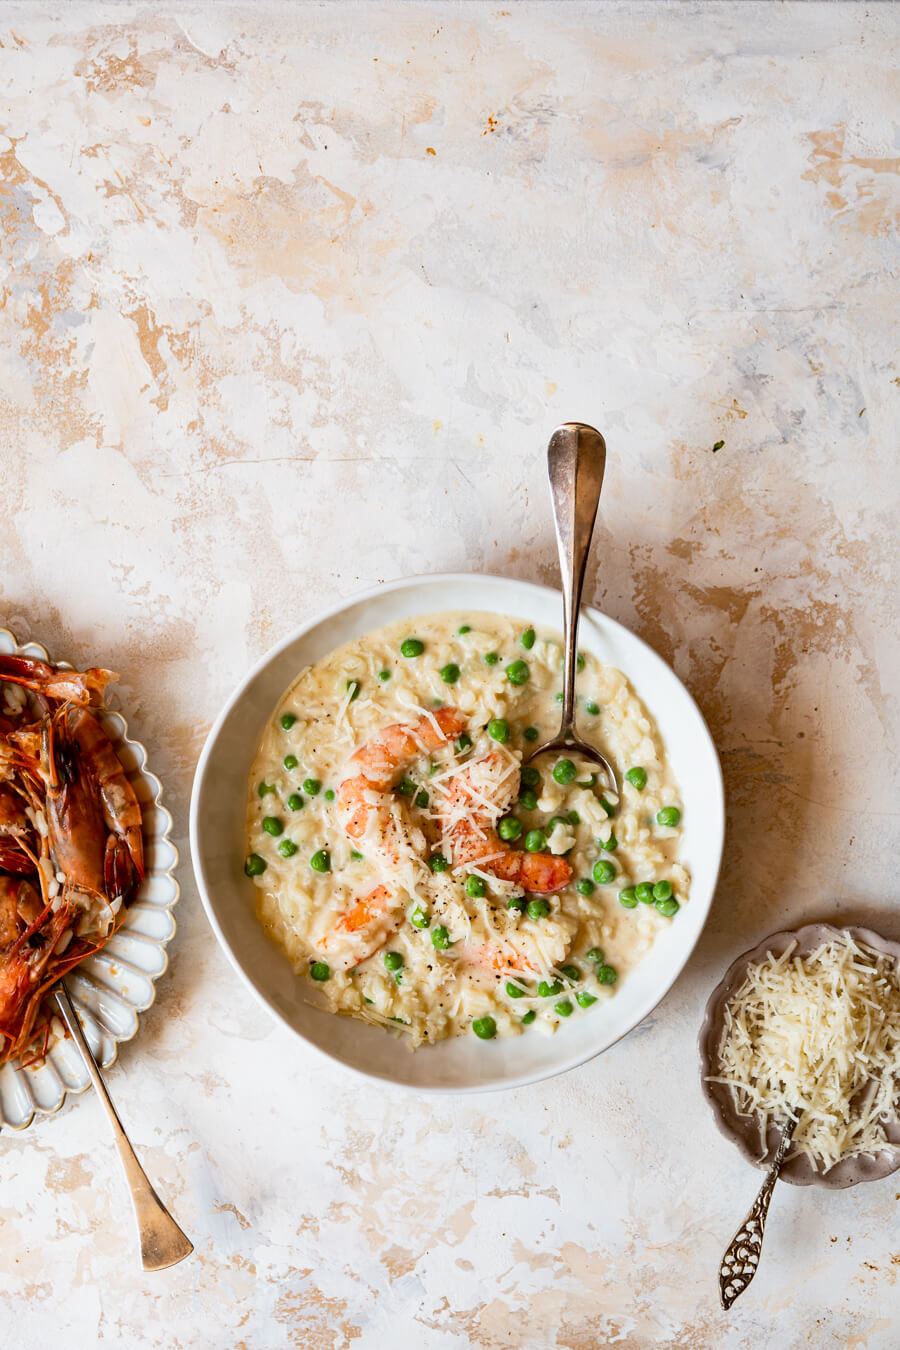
[711, 933, 900, 1171]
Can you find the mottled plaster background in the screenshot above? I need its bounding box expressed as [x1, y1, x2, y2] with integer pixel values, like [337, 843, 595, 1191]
[0, 2, 898, 1347]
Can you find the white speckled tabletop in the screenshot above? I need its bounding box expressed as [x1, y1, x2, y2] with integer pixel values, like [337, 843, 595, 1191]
[1, 2, 898, 1346]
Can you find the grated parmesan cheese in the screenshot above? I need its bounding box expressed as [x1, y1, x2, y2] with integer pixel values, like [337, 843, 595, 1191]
[710, 933, 900, 1171]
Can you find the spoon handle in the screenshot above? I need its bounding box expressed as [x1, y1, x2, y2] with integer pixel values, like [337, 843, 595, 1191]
[546, 423, 607, 735]
[718, 1116, 798, 1309]
[52, 982, 193, 1271]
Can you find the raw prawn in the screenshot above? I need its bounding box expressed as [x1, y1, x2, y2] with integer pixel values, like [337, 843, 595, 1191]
[439, 751, 572, 894]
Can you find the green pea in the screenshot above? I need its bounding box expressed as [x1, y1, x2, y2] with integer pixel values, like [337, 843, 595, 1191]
[524, 829, 547, 853]
[397, 777, 417, 797]
[626, 766, 647, 790]
[363, 996, 373, 1004]
[456, 732, 473, 753]
[244, 853, 266, 876]
[521, 766, 540, 788]
[262, 816, 283, 837]
[599, 798, 616, 818]
[342, 680, 359, 703]
[484, 651, 500, 666]
[310, 961, 330, 981]
[378, 669, 391, 682]
[576, 652, 585, 671]
[568, 810, 580, 826]
[303, 778, 321, 796]
[411, 789, 427, 809]
[429, 853, 449, 873]
[524, 725, 539, 741]
[548, 815, 570, 834]
[488, 718, 509, 743]
[506, 980, 527, 999]
[310, 849, 331, 873]
[458, 624, 471, 634]
[576, 991, 597, 1008]
[553, 759, 576, 785]
[324, 788, 335, 802]
[258, 781, 276, 798]
[280, 712, 297, 730]
[384, 951, 403, 972]
[618, 887, 638, 908]
[410, 906, 430, 929]
[507, 896, 528, 911]
[401, 638, 425, 658]
[599, 833, 617, 852]
[555, 1000, 573, 1017]
[520, 627, 536, 650]
[576, 878, 595, 896]
[277, 839, 298, 858]
[521, 1010, 537, 1025]
[287, 793, 304, 811]
[472, 1016, 496, 1040]
[596, 964, 618, 985]
[585, 701, 600, 716]
[498, 815, 523, 841]
[653, 880, 673, 901]
[555, 692, 564, 702]
[351, 849, 363, 860]
[657, 806, 682, 827]
[635, 882, 654, 904]
[506, 660, 530, 686]
[561, 964, 581, 982]
[586, 948, 604, 964]
[656, 897, 680, 918]
[465, 874, 487, 898]
[283, 754, 298, 771]
[592, 859, 616, 884]
[441, 663, 460, 684]
[518, 788, 538, 811]
[431, 925, 451, 949]
[578, 774, 598, 789]
[538, 980, 562, 998]
[526, 898, 550, 921]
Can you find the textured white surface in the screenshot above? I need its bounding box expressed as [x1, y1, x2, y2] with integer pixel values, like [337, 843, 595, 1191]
[0, 3, 898, 1346]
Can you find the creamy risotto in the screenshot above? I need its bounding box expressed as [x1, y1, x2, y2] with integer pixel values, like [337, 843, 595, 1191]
[246, 611, 688, 1047]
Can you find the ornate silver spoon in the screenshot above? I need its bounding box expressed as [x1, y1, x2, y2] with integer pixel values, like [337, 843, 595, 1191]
[524, 422, 617, 794]
[719, 1114, 798, 1309]
[52, 980, 194, 1271]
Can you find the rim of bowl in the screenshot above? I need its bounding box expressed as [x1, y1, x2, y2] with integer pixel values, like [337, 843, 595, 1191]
[190, 570, 725, 1093]
[698, 921, 900, 1188]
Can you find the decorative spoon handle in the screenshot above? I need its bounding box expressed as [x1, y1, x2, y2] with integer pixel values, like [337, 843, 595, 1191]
[719, 1116, 798, 1309]
[546, 423, 606, 737]
[52, 981, 193, 1271]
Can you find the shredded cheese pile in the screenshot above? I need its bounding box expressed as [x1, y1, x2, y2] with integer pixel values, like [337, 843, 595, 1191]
[710, 933, 900, 1171]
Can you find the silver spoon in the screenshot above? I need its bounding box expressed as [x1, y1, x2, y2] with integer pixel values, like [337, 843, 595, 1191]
[524, 422, 617, 794]
[52, 980, 194, 1271]
[718, 1114, 798, 1309]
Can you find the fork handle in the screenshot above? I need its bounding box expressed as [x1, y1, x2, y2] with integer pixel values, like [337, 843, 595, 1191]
[546, 424, 607, 736]
[52, 983, 193, 1271]
[719, 1116, 797, 1309]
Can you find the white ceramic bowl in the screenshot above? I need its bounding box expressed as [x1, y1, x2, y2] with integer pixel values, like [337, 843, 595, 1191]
[190, 574, 724, 1092]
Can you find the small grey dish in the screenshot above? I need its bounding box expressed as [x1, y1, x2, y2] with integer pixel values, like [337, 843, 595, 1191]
[699, 922, 900, 1189]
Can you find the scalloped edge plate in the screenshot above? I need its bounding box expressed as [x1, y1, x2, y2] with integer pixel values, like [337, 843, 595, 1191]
[699, 922, 900, 1188]
[0, 625, 180, 1131]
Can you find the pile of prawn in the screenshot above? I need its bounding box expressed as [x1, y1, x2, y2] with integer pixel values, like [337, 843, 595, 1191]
[0, 654, 144, 1065]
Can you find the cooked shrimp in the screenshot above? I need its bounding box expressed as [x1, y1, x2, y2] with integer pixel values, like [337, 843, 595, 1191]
[337, 706, 467, 862]
[0, 655, 116, 706]
[439, 751, 572, 894]
[316, 884, 400, 970]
